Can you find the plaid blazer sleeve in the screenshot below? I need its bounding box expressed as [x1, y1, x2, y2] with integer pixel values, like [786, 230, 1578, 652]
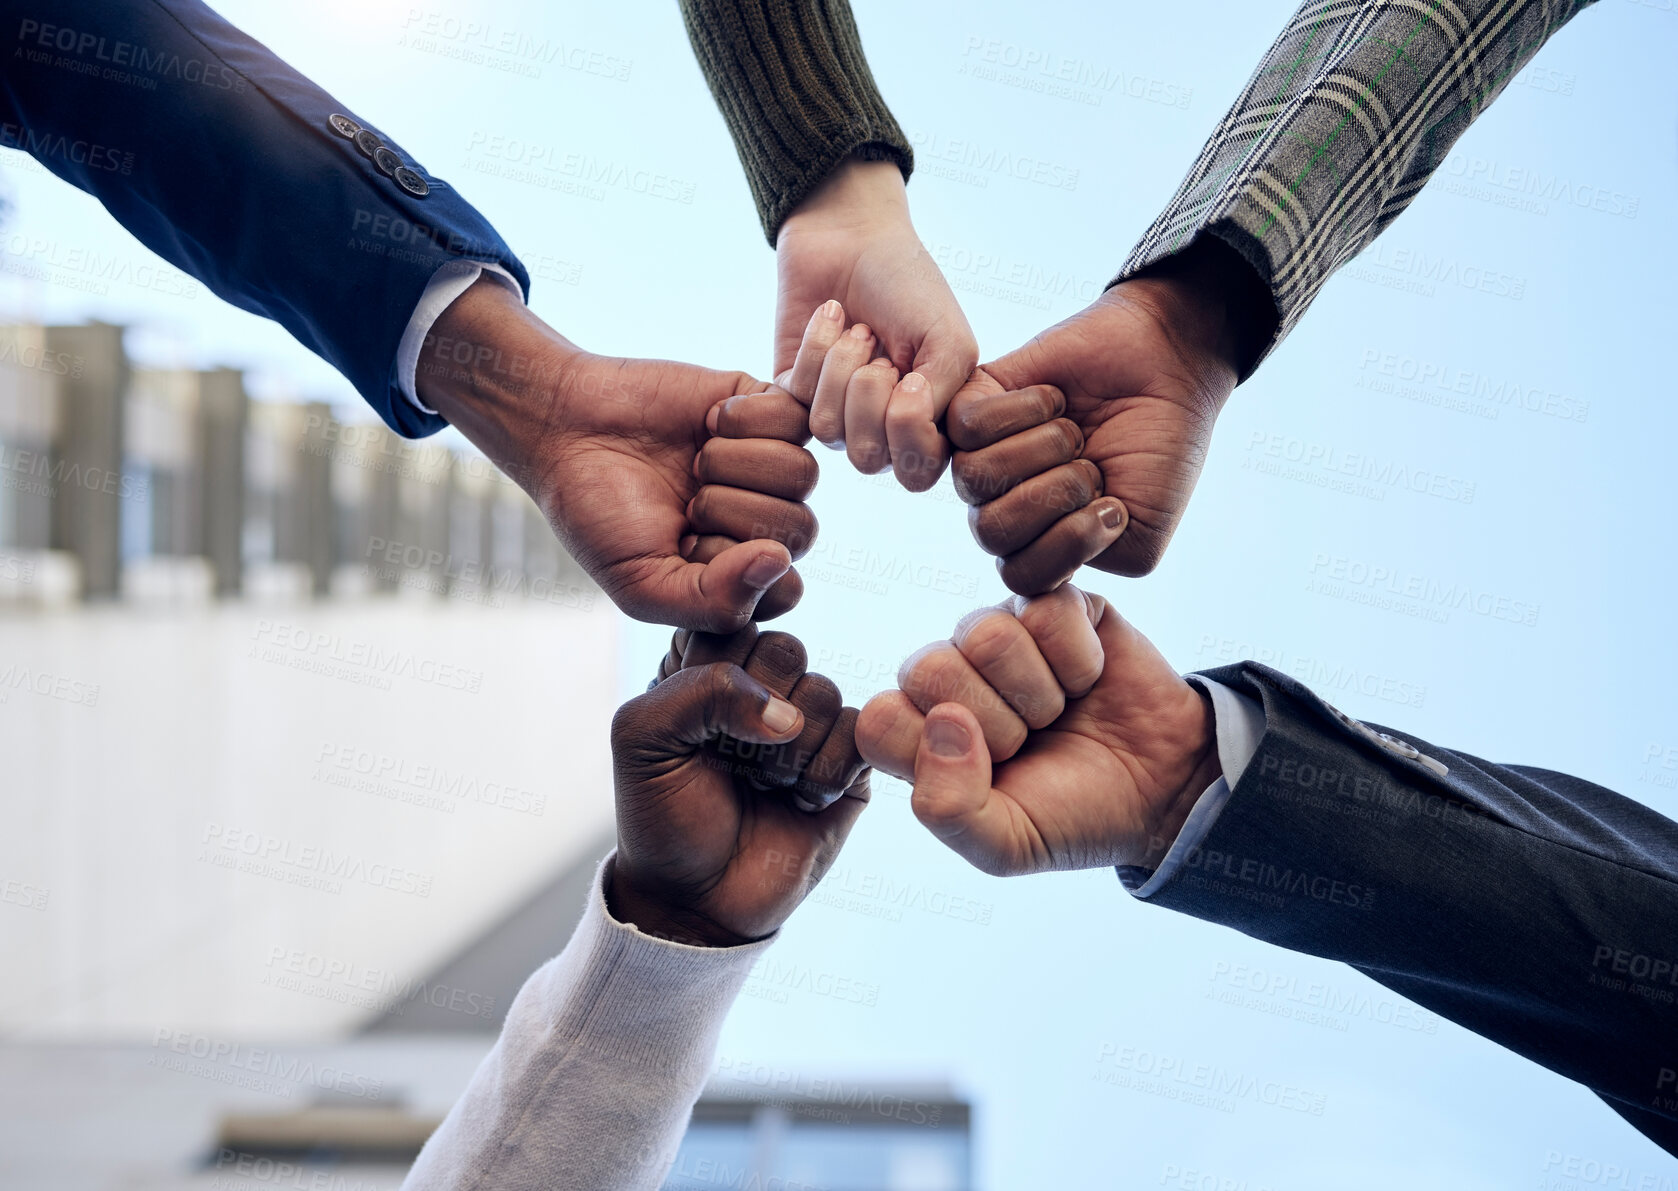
[1120, 0, 1600, 373]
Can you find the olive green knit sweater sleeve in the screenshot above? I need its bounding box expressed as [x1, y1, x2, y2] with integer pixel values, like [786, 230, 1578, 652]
[678, 0, 913, 244]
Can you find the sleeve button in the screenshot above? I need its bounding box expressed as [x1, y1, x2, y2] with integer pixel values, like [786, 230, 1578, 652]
[328, 113, 360, 139]
[353, 128, 383, 158]
[373, 147, 403, 177]
[393, 167, 430, 197]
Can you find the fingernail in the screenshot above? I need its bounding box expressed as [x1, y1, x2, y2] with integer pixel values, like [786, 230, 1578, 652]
[899, 372, 927, 393]
[706, 404, 722, 435]
[678, 534, 698, 559]
[743, 553, 789, 589]
[820, 299, 842, 321]
[762, 696, 799, 734]
[848, 322, 872, 341]
[792, 793, 821, 814]
[927, 716, 971, 759]
[1099, 500, 1127, 532]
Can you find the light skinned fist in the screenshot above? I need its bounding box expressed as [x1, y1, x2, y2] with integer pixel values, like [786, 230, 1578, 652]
[855, 585, 1221, 876]
[774, 158, 978, 492]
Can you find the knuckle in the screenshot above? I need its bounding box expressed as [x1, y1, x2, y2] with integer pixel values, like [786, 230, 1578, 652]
[688, 486, 719, 526]
[753, 631, 808, 676]
[969, 504, 1009, 554]
[788, 449, 819, 496]
[796, 674, 843, 721]
[956, 613, 1022, 672]
[1001, 555, 1053, 598]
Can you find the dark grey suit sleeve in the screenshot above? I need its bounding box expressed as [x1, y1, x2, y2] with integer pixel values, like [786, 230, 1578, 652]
[1120, 662, 1678, 1155]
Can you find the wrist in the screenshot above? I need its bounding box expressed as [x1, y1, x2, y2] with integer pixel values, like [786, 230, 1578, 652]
[417, 276, 581, 494]
[1127, 234, 1279, 383]
[779, 156, 909, 244]
[1121, 683, 1223, 869]
[605, 859, 759, 950]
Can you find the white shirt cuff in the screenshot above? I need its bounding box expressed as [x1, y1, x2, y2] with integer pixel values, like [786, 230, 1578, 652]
[1128, 676, 1266, 900]
[397, 261, 523, 417]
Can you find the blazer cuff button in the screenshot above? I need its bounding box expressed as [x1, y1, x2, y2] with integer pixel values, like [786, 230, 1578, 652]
[394, 167, 430, 197]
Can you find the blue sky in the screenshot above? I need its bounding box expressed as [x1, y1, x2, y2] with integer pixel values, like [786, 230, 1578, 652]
[4, 0, 1677, 1184]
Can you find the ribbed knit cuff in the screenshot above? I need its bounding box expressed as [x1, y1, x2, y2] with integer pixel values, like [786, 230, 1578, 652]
[550, 856, 776, 1073]
[680, 0, 913, 243]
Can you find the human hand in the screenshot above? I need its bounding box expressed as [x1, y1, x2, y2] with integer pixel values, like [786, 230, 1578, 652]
[607, 625, 870, 946]
[774, 157, 977, 492]
[947, 235, 1276, 592]
[421, 277, 818, 630]
[855, 585, 1218, 876]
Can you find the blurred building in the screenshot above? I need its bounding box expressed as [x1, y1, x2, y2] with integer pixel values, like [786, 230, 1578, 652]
[0, 319, 590, 610]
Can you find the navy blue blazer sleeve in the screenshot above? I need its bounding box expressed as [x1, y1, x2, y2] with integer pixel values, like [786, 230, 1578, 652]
[0, 1, 529, 436]
[1129, 662, 1678, 1156]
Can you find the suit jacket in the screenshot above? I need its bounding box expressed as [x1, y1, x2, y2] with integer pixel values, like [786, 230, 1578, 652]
[0, 0, 527, 436]
[1125, 662, 1678, 1155]
[1121, 0, 1601, 375]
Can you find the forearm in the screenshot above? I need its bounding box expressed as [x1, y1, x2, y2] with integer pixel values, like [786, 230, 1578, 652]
[1120, 0, 1599, 370]
[402, 857, 772, 1191]
[678, 0, 912, 242]
[1134, 662, 1678, 1153]
[0, 0, 526, 436]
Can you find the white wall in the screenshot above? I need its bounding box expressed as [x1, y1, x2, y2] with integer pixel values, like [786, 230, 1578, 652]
[0, 597, 617, 1041]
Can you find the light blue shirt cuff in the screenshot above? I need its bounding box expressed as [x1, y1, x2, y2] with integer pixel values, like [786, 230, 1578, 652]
[1128, 675, 1266, 900]
[396, 261, 523, 416]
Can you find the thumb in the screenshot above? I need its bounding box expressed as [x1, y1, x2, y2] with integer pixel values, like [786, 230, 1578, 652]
[979, 336, 1054, 396]
[911, 327, 980, 421]
[618, 660, 805, 763]
[626, 541, 795, 632]
[909, 704, 1012, 874]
